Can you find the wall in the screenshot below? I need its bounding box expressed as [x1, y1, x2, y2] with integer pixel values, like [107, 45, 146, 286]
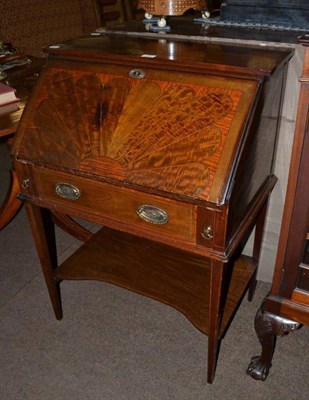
[0, 0, 99, 56]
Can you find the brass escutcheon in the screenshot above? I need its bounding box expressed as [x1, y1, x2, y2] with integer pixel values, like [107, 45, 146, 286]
[129, 69, 146, 79]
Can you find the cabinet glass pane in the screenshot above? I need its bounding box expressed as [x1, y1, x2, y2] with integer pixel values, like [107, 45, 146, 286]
[302, 236, 309, 266]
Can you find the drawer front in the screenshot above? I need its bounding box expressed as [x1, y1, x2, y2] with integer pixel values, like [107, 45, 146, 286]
[34, 168, 196, 243]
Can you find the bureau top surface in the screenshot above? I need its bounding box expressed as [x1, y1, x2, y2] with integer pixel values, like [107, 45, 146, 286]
[45, 32, 293, 77]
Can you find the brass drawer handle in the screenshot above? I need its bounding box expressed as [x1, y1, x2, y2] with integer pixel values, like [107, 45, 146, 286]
[129, 69, 146, 79]
[55, 183, 81, 200]
[136, 204, 169, 225]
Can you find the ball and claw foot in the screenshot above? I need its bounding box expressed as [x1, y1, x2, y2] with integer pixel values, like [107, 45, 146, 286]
[247, 301, 301, 381]
[246, 356, 271, 381]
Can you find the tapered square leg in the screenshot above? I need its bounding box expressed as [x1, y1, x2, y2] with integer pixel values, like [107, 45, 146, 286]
[248, 199, 269, 302]
[25, 203, 63, 320]
[207, 259, 228, 383]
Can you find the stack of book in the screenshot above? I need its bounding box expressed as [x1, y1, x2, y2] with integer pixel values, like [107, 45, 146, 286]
[0, 81, 20, 116]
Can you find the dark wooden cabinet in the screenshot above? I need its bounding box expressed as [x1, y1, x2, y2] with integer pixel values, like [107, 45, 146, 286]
[247, 34, 309, 381]
[12, 31, 293, 383]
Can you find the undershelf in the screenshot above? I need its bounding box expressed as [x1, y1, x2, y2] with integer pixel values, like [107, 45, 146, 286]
[55, 227, 256, 336]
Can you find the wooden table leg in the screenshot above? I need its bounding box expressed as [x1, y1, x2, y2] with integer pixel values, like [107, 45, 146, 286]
[25, 202, 63, 320]
[207, 259, 228, 383]
[248, 198, 269, 301]
[0, 169, 22, 230]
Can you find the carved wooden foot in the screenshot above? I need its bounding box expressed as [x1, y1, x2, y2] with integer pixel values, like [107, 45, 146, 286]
[247, 303, 300, 381]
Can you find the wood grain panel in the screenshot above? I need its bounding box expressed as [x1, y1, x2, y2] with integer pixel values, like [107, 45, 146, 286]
[16, 65, 257, 204]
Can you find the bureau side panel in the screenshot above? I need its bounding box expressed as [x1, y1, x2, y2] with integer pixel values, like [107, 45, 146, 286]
[226, 63, 288, 245]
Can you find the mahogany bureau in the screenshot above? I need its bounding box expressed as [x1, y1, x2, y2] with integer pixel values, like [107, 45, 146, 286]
[11, 32, 293, 383]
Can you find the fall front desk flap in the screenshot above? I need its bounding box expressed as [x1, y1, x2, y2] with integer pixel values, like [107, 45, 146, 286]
[13, 35, 268, 205]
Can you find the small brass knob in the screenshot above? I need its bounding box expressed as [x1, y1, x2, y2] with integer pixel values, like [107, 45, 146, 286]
[21, 178, 30, 189]
[201, 226, 213, 240]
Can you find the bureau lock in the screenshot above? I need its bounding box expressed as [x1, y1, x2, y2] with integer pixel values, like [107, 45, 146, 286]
[129, 69, 146, 79]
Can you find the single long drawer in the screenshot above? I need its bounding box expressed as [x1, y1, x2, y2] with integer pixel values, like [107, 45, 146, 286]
[33, 167, 196, 243]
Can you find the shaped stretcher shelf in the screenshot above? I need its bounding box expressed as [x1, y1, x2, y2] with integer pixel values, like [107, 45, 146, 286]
[55, 226, 256, 336]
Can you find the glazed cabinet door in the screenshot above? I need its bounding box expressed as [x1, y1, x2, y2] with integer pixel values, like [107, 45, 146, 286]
[280, 74, 309, 306]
